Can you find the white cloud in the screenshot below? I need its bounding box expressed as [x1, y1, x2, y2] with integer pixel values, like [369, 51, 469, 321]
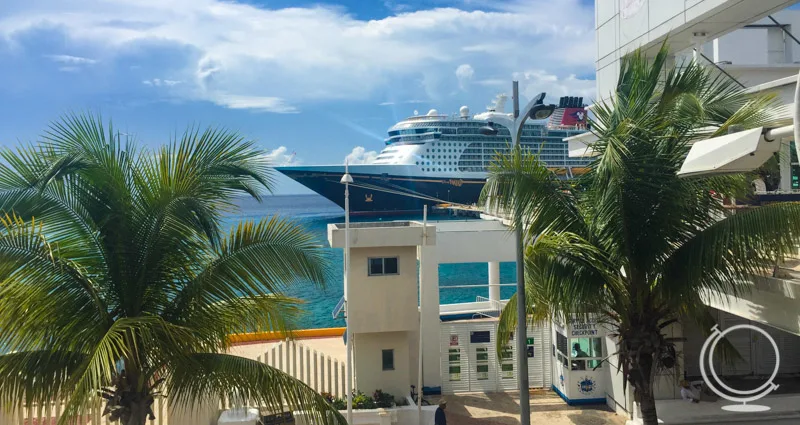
[345, 146, 378, 165]
[142, 78, 181, 87]
[58, 66, 80, 73]
[378, 101, 396, 106]
[455, 64, 474, 90]
[212, 94, 298, 113]
[264, 146, 299, 166]
[4, 0, 595, 111]
[45, 54, 97, 65]
[514, 70, 595, 101]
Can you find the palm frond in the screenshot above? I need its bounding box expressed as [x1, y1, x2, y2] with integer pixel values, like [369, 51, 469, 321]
[481, 145, 587, 237]
[169, 354, 346, 425]
[660, 202, 800, 304]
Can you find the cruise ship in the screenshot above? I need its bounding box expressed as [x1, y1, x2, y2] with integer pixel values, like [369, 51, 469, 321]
[276, 94, 592, 215]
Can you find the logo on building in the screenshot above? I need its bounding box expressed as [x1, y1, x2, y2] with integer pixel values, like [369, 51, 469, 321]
[577, 376, 595, 395]
[700, 324, 780, 412]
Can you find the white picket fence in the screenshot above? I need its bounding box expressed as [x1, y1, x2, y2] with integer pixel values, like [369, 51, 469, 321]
[7, 396, 167, 425]
[254, 339, 347, 399]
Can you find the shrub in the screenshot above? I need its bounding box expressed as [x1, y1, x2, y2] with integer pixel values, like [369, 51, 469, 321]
[331, 397, 346, 410]
[353, 391, 376, 409]
[372, 389, 395, 408]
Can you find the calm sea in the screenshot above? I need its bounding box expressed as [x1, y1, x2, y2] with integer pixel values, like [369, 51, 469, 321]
[227, 194, 517, 329]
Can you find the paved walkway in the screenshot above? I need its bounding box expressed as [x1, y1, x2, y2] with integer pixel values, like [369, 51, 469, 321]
[427, 390, 625, 425]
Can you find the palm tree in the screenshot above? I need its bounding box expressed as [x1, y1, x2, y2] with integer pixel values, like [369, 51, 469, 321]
[485, 44, 800, 425]
[0, 114, 345, 425]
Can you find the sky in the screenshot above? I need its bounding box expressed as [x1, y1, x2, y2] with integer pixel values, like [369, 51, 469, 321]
[0, 0, 597, 194]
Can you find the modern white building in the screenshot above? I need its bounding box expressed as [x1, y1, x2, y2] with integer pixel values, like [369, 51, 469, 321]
[589, 2, 800, 423]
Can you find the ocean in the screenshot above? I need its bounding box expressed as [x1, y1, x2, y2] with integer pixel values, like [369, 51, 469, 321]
[227, 194, 518, 329]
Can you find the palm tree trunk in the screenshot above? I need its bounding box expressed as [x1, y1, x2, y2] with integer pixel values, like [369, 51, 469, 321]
[123, 400, 150, 425]
[638, 390, 658, 425]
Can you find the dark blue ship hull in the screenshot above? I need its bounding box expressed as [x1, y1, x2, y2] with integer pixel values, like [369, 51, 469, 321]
[277, 168, 485, 215]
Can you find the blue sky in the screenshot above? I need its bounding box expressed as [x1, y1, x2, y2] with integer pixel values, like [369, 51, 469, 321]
[0, 0, 596, 193]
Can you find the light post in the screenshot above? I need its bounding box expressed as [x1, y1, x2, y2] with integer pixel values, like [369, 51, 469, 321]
[479, 82, 555, 425]
[340, 163, 354, 425]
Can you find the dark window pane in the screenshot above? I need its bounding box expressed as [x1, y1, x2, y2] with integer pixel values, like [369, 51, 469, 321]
[382, 349, 394, 370]
[384, 257, 398, 274]
[470, 331, 491, 344]
[556, 331, 568, 355]
[369, 258, 383, 275]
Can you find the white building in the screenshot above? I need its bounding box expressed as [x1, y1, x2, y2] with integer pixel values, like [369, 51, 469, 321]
[591, 2, 800, 423]
[328, 219, 561, 398]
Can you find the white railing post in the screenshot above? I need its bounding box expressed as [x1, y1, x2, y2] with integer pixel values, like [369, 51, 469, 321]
[334, 359, 339, 398]
[313, 351, 319, 391]
[327, 356, 333, 394]
[341, 363, 346, 397]
[306, 347, 312, 386]
[292, 341, 298, 378]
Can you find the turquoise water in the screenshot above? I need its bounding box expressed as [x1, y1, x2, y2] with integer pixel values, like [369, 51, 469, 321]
[228, 194, 518, 329]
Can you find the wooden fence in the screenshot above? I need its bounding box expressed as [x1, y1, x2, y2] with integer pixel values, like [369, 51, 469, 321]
[7, 396, 167, 425]
[255, 339, 347, 399]
[9, 340, 345, 424]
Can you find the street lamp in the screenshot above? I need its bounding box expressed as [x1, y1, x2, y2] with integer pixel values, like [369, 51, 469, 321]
[340, 163, 353, 425]
[481, 82, 555, 425]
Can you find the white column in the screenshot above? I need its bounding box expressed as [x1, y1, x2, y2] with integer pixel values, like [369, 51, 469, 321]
[781, 141, 792, 192]
[419, 244, 441, 388]
[488, 261, 500, 302]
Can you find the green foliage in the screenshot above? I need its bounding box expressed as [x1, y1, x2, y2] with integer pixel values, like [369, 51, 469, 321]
[325, 390, 398, 410]
[483, 42, 800, 425]
[352, 391, 376, 409]
[0, 114, 342, 425]
[372, 389, 394, 408]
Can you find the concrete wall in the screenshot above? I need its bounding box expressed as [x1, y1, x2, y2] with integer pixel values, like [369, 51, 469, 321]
[419, 244, 442, 389]
[349, 246, 418, 334]
[355, 331, 413, 397]
[602, 324, 633, 417]
[435, 229, 516, 264]
[594, 0, 799, 101]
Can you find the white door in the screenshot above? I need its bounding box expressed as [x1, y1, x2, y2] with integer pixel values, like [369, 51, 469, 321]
[527, 324, 552, 388]
[467, 330, 497, 392]
[497, 338, 517, 391]
[440, 328, 470, 394]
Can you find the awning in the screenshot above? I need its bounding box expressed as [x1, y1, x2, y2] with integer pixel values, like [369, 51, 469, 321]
[565, 132, 599, 158]
[677, 127, 782, 178]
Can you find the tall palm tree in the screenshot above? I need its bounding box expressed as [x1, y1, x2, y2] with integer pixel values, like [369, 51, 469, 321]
[485, 44, 800, 425]
[0, 114, 345, 425]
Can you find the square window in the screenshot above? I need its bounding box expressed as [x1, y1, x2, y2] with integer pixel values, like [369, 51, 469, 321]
[382, 349, 394, 371]
[476, 365, 489, 380]
[368, 257, 398, 276]
[384, 257, 398, 274]
[369, 258, 384, 275]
